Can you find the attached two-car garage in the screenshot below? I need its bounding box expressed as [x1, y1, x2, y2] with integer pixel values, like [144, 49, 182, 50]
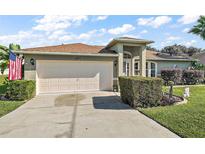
[36, 60, 113, 94]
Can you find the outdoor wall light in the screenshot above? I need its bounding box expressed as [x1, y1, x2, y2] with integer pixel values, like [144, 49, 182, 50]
[30, 58, 35, 66]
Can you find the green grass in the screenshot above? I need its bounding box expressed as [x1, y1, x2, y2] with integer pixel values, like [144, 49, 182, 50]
[0, 75, 7, 94]
[0, 75, 24, 118]
[140, 85, 205, 138]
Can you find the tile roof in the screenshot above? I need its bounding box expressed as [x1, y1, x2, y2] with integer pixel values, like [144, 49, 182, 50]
[22, 43, 106, 54]
[145, 50, 195, 61]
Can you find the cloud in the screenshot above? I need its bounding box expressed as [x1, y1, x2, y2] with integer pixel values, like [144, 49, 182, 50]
[182, 28, 190, 33]
[78, 30, 97, 40]
[122, 34, 141, 39]
[137, 16, 172, 28]
[166, 36, 181, 41]
[48, 30, 67, 40]
[33, 15, 88, 32]
[108, 24, 135, 35]
[183, 40, 197, 46]
[96, 16, 108, 21]
[58, 28, 107, 42]
[140, 30, 148, 34]
[178, 15, 199, 24]
[0, 31, 44, 47]
[160, 40, 172, 47]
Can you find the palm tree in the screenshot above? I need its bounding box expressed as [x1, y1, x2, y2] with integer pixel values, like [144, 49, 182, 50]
[0, 43, 21, 75]
[189, 16, 205, 40]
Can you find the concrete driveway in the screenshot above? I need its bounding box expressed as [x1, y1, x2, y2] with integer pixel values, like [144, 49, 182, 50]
[0, 91, 178, 138]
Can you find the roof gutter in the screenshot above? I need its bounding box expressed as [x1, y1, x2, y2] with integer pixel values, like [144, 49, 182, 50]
[14, 50, 119, 57]
[146, 58, 199, 62]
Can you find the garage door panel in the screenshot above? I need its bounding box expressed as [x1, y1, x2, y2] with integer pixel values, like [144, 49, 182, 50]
[37, 60, 113, 94]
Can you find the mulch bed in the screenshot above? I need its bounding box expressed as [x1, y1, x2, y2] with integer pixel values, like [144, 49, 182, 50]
[160, 93, 184, 106]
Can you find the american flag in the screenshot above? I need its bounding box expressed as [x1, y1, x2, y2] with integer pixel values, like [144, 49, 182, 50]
[8, 51, 22, 80]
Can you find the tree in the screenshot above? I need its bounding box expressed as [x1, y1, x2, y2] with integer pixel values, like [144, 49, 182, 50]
[161, 44, 181, 56]
[187, 46, 202, 56]
[146, 46, 159, 52]
[189, 16, 205, 40]
[0, 44, 21, 75]
[160, 44, 202, 56]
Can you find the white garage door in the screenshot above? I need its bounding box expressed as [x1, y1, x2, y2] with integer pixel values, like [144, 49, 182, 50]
[36, 60, 113, 94]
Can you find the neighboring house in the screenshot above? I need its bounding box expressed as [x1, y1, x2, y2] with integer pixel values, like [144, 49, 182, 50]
[193, 52, 205, 65]
[15, 37, 195, 94]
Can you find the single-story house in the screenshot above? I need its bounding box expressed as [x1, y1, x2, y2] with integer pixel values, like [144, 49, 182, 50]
[15, 37, 195, 94]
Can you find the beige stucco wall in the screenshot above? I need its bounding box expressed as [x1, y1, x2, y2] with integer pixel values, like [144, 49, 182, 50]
[195, 55, 205, 65]
[24, 54, 118, 86]
[111, 43, 146, 77]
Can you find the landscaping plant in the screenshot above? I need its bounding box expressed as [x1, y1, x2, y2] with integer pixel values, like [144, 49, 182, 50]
[182, 70, 204, 85]
[161, 69, 182, 85]
[119, 76, 163, 108]
[5, 80, 36, 101]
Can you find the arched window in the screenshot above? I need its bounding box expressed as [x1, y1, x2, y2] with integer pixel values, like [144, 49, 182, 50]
[123, 52, 132, 59]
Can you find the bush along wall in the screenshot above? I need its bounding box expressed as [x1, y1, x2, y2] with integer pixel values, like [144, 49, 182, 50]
[161, 69, 182, 85]
[161, 69, 204, 85]
[119, 76, 163, 108]
[5, 80, 36, 101]
[182, 70, 204, 85]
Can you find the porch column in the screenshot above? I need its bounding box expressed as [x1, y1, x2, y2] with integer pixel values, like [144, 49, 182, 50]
[139, 46, 146, 77]
[131, 57, 135, 76]
[117, 44, 124, 76]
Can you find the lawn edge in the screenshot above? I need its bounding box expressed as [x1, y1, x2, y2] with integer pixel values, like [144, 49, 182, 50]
[138, 109, 184, 138]
[0, 100, 26, 119]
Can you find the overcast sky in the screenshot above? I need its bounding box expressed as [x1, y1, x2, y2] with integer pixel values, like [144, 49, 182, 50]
[0, 15, 204, 49]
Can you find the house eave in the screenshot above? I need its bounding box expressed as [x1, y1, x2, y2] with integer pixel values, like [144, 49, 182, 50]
[14, 50, 119, 57]
[146, 58, 198, 62]
[106, 38, 154, 48]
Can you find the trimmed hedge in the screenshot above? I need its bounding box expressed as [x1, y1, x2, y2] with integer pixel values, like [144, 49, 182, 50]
[182, 70, 204, 85]
[161, 69, 205, 85]
[161, 69, 182, 85]
[6, 80, 36, 101]
[119, 76, 163, 108]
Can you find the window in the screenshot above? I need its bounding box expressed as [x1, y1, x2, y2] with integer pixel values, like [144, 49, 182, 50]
[151, 62, 156, 77]
[146, 62, 148, 77]
[146, 62, 157, 77]
[123, 52, 132, 76]
[134, 61, 140, 75]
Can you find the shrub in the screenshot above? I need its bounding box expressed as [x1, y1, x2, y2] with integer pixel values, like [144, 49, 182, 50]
[182, 70, 204, 85]
[161, 69, 182, 85]
[6, 80, 36, 100]
[119, 76, 163, 108]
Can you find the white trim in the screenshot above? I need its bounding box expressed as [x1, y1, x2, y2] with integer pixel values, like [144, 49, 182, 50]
[15, 50, 118, 57]
[134, 60, 158, 77]
[123, 51, 132, 56]
[146, 61, 157, 77]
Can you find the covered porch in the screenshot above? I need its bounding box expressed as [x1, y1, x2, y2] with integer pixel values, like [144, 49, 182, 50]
[108, 37, 155, 78]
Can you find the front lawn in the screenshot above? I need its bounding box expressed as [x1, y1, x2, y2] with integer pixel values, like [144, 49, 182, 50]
[0, 75, 24, 118]
[140, 85, 205, 138]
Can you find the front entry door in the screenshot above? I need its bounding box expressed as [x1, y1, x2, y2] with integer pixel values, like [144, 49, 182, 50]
[123, 59, 131, 76]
